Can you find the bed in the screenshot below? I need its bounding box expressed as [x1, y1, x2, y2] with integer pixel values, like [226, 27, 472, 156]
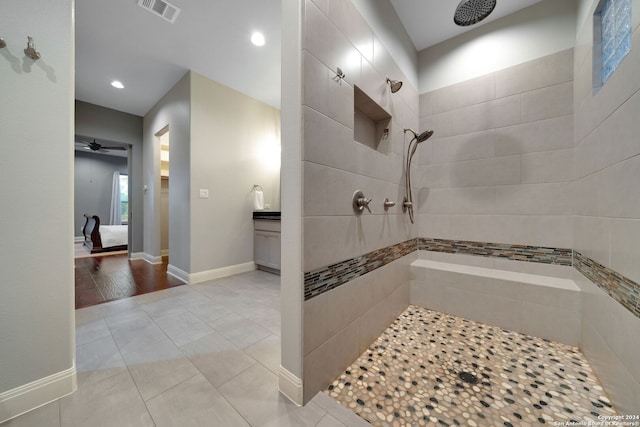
[82, 214, 128, 253]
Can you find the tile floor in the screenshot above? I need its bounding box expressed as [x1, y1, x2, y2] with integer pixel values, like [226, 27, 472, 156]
[327, 306, 618, 427]
[2, 270, 368, 427]
[3, 272, 621, 427]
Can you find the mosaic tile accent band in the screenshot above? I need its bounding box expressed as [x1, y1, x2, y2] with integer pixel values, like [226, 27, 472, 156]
[303, 238, 640, 319]
[574, 251, 640, 318]
[303, 239, 416, 300]
[418, 238, 573, 266]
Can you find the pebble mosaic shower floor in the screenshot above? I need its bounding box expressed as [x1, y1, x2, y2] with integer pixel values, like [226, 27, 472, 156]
[326, 306, 617, 426]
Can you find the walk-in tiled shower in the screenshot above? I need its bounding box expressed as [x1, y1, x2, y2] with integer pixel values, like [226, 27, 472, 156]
[327, 306, 617, 426]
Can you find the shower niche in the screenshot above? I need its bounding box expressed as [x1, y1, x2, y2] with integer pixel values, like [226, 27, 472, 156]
[353, 85, 391, 150]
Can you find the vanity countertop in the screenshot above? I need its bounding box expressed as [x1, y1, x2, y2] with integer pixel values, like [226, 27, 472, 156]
[252, 211, 281, 220]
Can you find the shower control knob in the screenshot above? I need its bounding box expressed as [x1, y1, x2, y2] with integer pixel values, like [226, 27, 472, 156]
[352, 190, 372, 214]
[384, 198, 396, 211]
[357, 197, 372, 212]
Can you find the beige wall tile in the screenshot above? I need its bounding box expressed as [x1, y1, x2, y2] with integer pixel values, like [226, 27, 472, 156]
[327, 0, 373, 63]
[304, 293, 329, 355]
[418, 91, 433, 117]
[431, 74, 495, 114]
[573, 215, 611, 268]
[494, 115, 573, 156]
[304, 162, 330, 217]
[416, 214, 451, 239]
[495, 49, 573, 98]
[326, 279, 367, 338]
[430, 130, 495, 163]
[449, 214, 521, 245]
[610, 218, 640, 285]
[522, 301, 580, 346]
[520, 148, 574, 184]
[303, 319, 361, 403]
[327, 77, 354, 129]
[448, 186, 497, 214]
[521, 81, 573, 122]
[599, 155, 640, 219]
[454, 95, 521, 136]
[304, 0, 353, 80]
[493, 183, 573, 215]
[516, 215, 573, 249]
[309, 0, 328, 15]
[303, 52, 329, 114]
[303, 106, 355, 171]
[449, 155, 521, 187]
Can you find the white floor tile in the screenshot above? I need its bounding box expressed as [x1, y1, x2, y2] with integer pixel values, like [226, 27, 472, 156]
[146, 374, 250, 427]
[210, 313, 273, 349]
[219, 364, 324, 427]
[121, 338, 199, 401]
[154, 311, 213, 347]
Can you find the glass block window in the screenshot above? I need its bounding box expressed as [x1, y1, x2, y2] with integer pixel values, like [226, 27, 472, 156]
[600, 0, 632, 83]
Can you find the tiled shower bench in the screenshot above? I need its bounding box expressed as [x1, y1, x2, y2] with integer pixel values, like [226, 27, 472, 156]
[410, 258, 582, 346]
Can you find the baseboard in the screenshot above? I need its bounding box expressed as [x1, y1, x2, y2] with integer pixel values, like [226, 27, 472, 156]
[130, 252, 162, 264]
[0, 365, 76, 424]
[167, 264, 189, 283]
[278, 365, 303, 406]
[188, 261, 256, 284]
[74, 236, 84, 244]
[161, 249, 169, 257]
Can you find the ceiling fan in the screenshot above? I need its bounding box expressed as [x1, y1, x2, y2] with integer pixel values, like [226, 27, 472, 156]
[77, 138, 127, 153]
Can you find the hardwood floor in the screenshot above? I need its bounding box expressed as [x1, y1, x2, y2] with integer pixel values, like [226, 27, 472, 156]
[75, 254, 185, 308]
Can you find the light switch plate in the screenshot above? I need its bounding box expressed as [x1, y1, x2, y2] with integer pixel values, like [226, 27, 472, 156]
[199, 189, 209, 199]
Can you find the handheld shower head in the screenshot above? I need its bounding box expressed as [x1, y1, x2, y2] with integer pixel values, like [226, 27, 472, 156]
[403, 127, 435, 224]
[386, 77, 403, 93]
[404, 128, 434, 143]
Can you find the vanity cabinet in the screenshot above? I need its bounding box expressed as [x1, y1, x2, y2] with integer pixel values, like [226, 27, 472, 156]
[253, 216, 281, 273]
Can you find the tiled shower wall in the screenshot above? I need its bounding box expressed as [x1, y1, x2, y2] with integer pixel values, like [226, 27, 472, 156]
[417, 49, 575, 250]
[573, 0, 640, 412]
[301, 0, 418, 402]
[416, 18, 640, 412]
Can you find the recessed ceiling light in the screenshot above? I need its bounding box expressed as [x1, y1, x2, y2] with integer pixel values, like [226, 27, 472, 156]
[251, 32, 265, 47]
[111, 80, 125, 89]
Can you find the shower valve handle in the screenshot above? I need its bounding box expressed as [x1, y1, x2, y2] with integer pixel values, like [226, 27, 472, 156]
[352, 190, 372, 214]
[357, 197, 372, 213]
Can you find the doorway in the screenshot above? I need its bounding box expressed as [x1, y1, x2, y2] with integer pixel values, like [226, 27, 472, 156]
[157, 126, 170, 259]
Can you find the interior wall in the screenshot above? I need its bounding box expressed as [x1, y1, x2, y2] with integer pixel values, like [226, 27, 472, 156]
[142, 72, 191, 269]
[350, 0, 418, 88]
[75, 100, 143, 252]
[0, 0, 76, 421]
[74, 151, 128, 236]
[299, 0, 419, 403]
[189, 71, 281, 275]
[573, 0, 640, 412]
[280, 0, 305, 404]
[418, 0, 578, 93]
[417, 49, 575, 251]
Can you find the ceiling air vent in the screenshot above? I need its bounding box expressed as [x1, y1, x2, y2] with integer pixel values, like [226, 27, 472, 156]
[137, 0, 181, 24]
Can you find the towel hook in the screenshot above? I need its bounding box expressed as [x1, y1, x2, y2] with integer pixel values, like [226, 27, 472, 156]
[252, 184, 263, 191]
[24, 36, 40, 60]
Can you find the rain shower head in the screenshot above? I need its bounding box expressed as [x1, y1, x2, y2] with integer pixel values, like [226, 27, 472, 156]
[386, 77, 403, 93]
[454, 0, 497, 26]
[404, 128, 434, 143]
